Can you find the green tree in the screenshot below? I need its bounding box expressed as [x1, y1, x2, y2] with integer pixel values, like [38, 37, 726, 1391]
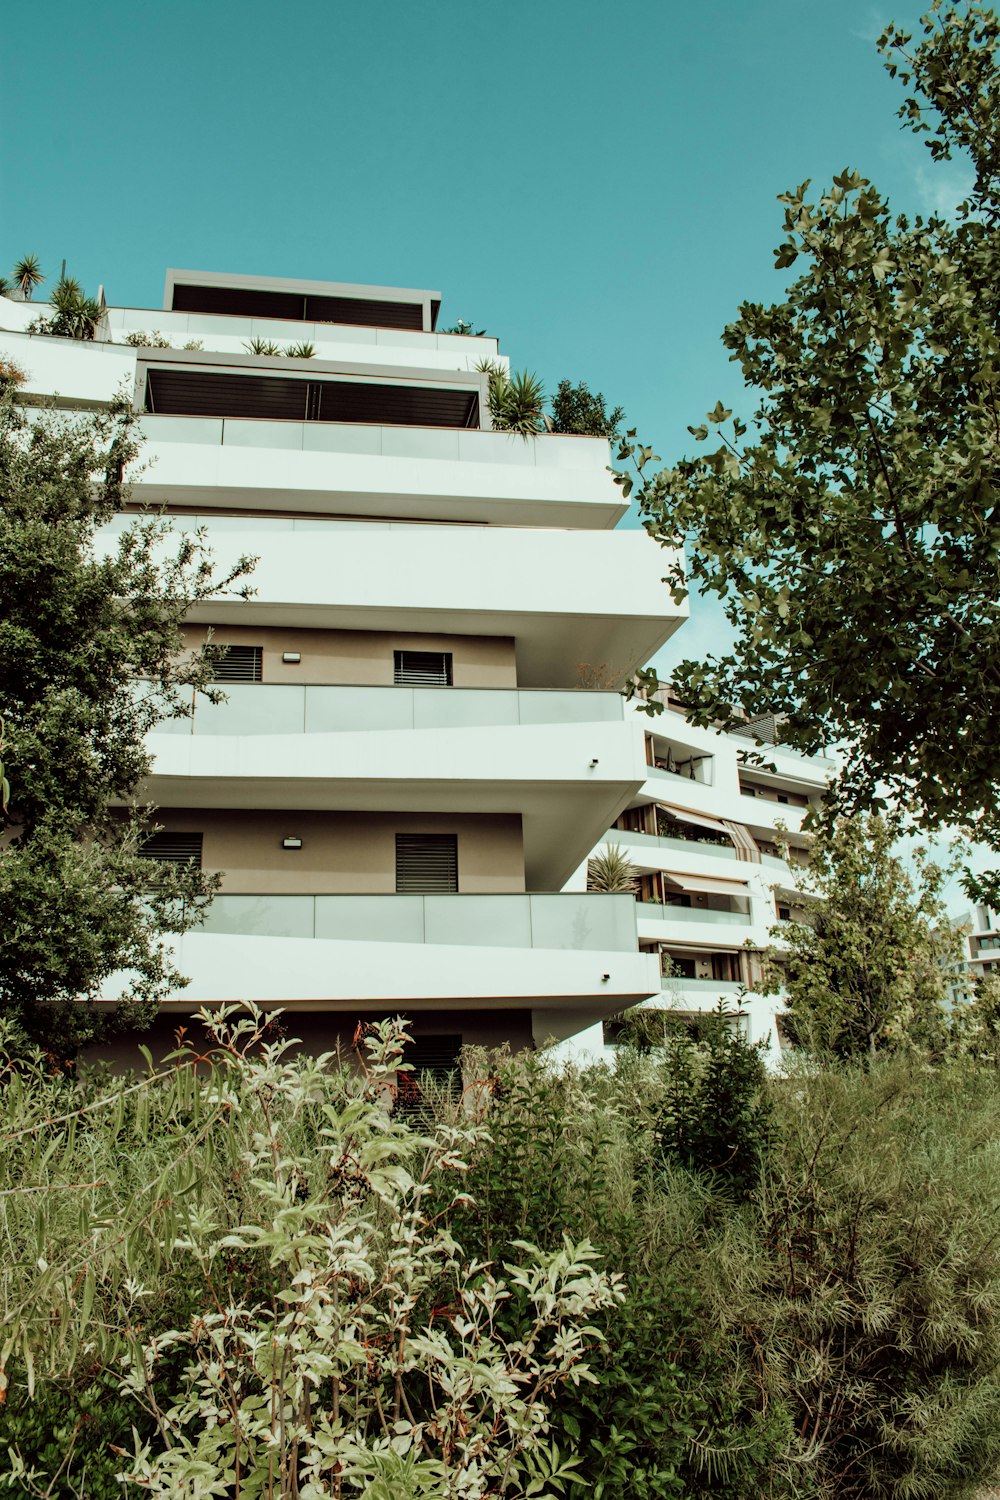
[618, 2, 1000, 903]
[549, 379, 624, 437]
[28, 275, 102, 341]
[652, 1009, 772, 1202]
[0, 389, 253, 1057]
[11, 255, 44, 302]
[766, 814, 960, 1059]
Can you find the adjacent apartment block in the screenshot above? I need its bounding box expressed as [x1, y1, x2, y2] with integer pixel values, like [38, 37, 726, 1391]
[953, 904, 1000, 987]
[562, 693, 834, 1064]
[2, 268, 689, 1061]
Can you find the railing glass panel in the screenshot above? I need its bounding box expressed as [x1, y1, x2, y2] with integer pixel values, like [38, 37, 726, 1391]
[637, 903, 751, 927]
[612, 831, 739, 860]
[424, 895, 533, 948]
[154, 685, 625, 737]
[193, 893, 638, 949]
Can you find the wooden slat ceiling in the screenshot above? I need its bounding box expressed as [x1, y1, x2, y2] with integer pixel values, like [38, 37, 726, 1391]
[145, 369, 479, 429]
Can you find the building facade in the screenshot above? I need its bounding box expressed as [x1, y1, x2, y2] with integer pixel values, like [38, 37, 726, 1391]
[561, 695, 834, 1064]
[2, 269, 690, 1060]
[953, 904, 1000, 989]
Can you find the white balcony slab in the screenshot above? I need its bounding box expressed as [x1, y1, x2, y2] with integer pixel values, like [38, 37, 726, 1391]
[121, 926, 659, 1012]
[2, 329, 137, 409]
[97, 522, 683, 686]
[128, 416, 628, 528]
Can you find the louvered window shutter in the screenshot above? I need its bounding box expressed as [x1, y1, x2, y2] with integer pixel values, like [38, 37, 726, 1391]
[393, 650, 453, 686]
[138, 832, 204, 868]
[395, 1034, 464, 1113]
[407, 1035, 463, 1082]
[212, 645, 263, 683]
[395, 834, 458, 892]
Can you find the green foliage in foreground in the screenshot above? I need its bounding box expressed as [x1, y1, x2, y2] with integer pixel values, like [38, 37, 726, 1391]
[0, 389, 254, 1056]
[765, 814, 961, 1060]
[3, 1011, 1000, 1498]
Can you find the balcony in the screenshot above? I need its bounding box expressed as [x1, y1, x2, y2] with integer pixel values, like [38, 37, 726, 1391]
[198, 891, 639, 948]
[156, 684, 628, 737]
[130, 412, 627, 528]
[144, 706, 650, 890]
[660, 976, 744, 992]
[96, 521, 683, 688]
[636, 901, 752, 928]
[136, 894, 660, 1015]
[610, 829, 740, 861]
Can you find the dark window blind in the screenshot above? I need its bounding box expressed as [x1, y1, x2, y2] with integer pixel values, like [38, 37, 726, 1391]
[212, 645, 263, 683]
[393, 650, 453, 686]
[137, 832, 203, 868]
[395, 834, 458, 892]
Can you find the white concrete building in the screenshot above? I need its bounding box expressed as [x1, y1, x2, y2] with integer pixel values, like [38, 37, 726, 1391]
[2, 268, 687, 1062]
[1, 268, 836, 1066]
[953, 904, 1000, 988]
[561, 694, 834, 1064]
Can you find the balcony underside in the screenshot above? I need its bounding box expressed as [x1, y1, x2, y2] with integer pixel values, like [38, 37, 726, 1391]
[99, 522, 684, 686]
[103, 927, 658, 1014]
[144, 719, 648, 889]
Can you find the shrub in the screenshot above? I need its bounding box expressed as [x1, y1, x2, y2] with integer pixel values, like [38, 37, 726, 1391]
[549, 379, 624, 438]
[0, 1010, 621, 1499]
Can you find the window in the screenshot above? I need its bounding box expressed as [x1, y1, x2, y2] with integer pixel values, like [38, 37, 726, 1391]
[137, 832, 203, 868]
[776, 792, 789, 805]
[212, 645, 263, 683]
[777, 904, 792, 922]
[393, 650, 453, 686]
[395, 1034, 464, 1114]
[395, 834, 458, 892]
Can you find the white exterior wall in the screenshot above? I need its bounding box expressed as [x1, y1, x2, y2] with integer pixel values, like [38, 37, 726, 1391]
[557, 704, 834, 1066]
[0, 275, 685, 1041]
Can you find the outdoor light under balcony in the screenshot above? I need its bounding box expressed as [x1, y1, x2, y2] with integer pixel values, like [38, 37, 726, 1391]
[282, 837, 303, 850]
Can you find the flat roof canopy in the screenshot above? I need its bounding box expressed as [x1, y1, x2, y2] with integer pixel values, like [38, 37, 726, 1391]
[144, 368, 480, 429]
[164, 269, 441, 332]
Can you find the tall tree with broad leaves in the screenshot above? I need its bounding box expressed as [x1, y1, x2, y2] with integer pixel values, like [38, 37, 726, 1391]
[0, 388, 254, 1058]
[617, 2, 1000, 904]
[764, 814, 961, 1060]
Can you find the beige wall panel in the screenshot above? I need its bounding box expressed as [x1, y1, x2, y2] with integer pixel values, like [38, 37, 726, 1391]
[181, 625, 517, 687]
[153, 808, 525, 893]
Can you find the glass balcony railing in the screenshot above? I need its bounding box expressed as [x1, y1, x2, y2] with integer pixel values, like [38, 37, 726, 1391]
[612, 830, 739, 861]
[195, 892, 640, 950]
[636, 902, 751, 927]
[155, 684, 625, 737]
[138, 415, 611, 471]
[661, 977, 744, 991]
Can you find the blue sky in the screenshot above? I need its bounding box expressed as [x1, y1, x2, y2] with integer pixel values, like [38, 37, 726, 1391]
[0, 0, 967, 654]
[1, 2, 954, 518]
[1, 3, 954, 476]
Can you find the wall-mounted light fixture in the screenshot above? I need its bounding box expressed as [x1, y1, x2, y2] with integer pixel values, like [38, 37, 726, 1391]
[589, 758, 600, 768]
[282, 652, 301, 664]
[601, 973, 610, 982]
[282, 836, 303, 850]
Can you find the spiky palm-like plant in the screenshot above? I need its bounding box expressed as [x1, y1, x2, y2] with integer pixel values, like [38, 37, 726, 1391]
[48, 278, 101, 340]
[284, 341, 316, 358]
[12, 254, 43, 300]
[587, 843, 638, 894]
[243, 337, 283, 356]
[478, 360, 546, 437]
